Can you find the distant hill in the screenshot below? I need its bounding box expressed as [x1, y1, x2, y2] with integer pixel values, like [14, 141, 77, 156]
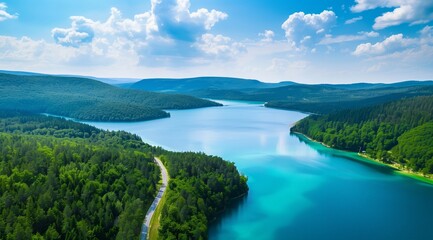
[129, 77, 297, 93]
[0, 73, 221, 122]
[319, 80, 433, 90]
[0, 70, 139, 85]
[127, 76, 433, 114]
[265, 85, 433, 114]
[291, 95, 433, 175]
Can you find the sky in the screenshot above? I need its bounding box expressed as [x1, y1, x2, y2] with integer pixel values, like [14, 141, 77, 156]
[0, 0, 432, 83]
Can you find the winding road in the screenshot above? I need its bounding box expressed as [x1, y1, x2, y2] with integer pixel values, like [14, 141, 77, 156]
[140, 157, 169, 240]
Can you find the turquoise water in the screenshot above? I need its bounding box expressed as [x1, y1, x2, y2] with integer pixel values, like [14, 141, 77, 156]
[85, 101, 433, 240]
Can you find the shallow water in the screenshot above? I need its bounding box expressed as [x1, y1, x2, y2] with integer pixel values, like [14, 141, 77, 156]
[85, 101, 433, 240]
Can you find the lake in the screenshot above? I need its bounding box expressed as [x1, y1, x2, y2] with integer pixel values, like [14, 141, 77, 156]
[85, 100, 433, 240]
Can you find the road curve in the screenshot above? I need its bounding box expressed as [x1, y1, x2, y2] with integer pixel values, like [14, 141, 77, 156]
[140, 157, 169, 240]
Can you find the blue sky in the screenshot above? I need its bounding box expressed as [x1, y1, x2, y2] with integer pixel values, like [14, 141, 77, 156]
[0, 0, 432, 83]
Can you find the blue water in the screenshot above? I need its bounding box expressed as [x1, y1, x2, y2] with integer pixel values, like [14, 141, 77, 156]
[85, 101, 433, 240]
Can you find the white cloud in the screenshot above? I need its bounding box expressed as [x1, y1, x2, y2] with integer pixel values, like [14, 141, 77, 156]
[259, 30, 275, 42]
[319, 31, 378, 45]
[351, 0, 433, 29]
[195, 33, 245, 56]
[353, 34, 416, 56]
[281, 10, 336, 47]
[50, 0, 234, 66]
[52, 16, 95, 47]
[345, 16, 363, 24]
[0, 2, 17, 22]
[352, 27, 433, 57]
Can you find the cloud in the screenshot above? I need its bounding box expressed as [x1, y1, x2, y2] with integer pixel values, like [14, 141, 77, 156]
[195, 33, 245, 56]
[351, 0, 433, 29]
[0, 36, 76, 64]
[259, 30, 275, 42]
[151, 0, 227, 42]
[0, 2, 17, 22]
[345, 16, 363, 24]
[281, 10, 336, 47]
[319, 31, 378, 45]
[52, 16, 95, 47]
[353, 33, 418, 56]
[50, 0, 235, 66]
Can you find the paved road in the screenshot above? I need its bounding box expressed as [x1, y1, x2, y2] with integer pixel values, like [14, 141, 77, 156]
[140, 157, 169, 240]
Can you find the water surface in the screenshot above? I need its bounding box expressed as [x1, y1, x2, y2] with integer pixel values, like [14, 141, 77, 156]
[85, 101, 433, 240]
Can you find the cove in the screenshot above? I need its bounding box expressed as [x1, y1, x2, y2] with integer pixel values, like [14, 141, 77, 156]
[84, 101, 433, 240]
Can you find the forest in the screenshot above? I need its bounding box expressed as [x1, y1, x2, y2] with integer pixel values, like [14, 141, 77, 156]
[0, 111, 248, 239]
[153, 151, 248, 240]
[0, 112, 160, 239]
[291, 96, 433, 174]
[0, 73, 221, 122]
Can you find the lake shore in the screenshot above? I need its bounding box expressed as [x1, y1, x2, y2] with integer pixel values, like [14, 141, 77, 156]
[292, 132, 433, 185]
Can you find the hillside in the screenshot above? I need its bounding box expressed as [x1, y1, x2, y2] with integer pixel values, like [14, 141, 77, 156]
[128, 76, 433, 114]
[0, 111, 248, 239]
[291, 96, 433, 174]
[0, 112, 160, 239]
[129, 77, 296, 93]
[0, 73, 221, 122]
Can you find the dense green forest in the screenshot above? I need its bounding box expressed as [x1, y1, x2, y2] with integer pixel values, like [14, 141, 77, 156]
[0, 112, 160, 239]
[0, 111, 248, 239]
[291, 96, 433, 174]
[154, 151, 248, 240]
[0, 73, 221, 122]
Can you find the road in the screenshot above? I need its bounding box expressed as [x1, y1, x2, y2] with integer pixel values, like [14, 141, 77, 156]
[140, 157, 169, 240]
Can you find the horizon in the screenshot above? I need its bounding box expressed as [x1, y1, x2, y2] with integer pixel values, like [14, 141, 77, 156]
[1, 69, 433, 85]
[0, 0, 432, 83]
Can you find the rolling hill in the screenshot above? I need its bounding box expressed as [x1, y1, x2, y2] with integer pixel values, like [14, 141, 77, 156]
[127, 76, 433, 114]
[0, 73, 221, 122]
[129, 77, 297, 93]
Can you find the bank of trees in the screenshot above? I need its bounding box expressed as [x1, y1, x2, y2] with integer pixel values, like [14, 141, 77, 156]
[0, 112, 160, 239]
[292, 96, 433, 174]
[156, 152, 248, 240]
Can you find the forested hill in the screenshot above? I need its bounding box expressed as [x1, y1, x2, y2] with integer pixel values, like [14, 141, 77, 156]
[128, 76, 433, 114]
[0, 111, 248, 239]
[0, 73, 221, 122]
[155, 151, 249, 239]
[129, 77, 295, 93]
[0, 111, 161, 239]
[291, 96, 433, 174]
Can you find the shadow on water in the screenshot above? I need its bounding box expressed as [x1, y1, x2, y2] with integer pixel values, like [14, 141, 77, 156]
[209, 194, 248, 233]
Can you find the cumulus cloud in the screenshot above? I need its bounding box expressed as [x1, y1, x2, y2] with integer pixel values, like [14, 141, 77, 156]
[259, 30, 275, 42]
[50, 0, 237, 66]
[345, 16, 363, 25]
[351, 0, 433, 29]
[151, 0, 227, 42]
[0, 2, 17, 22]
[281, 10, 336, 47]
[195, 33, 245, 56]
[319, 31, 378, 45]
[353, 33, 417, 56]
[52, 16, 95, 47]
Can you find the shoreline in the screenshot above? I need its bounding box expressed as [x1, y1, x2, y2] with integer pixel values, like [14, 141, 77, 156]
[292, 131, 433, 185]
